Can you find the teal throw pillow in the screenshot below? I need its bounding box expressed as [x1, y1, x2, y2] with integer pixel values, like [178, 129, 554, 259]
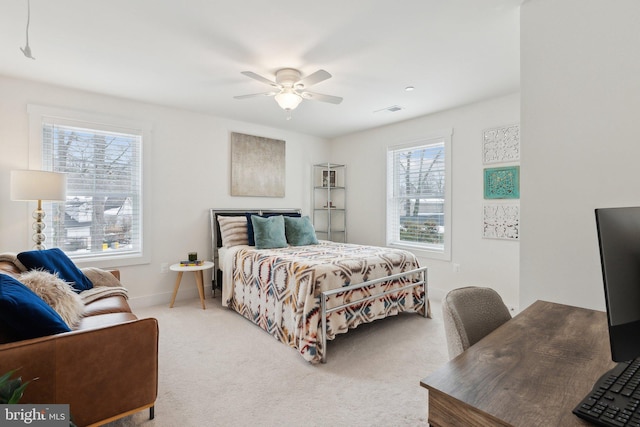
[17, 248, 93, 293]
[245, 212, 301, 246]
[251, 215, 288, 249]
[0, 273, 71, 340]
[284, 216, 318, 246]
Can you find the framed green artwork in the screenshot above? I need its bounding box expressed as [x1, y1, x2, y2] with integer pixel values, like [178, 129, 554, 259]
[484, 166, 520, 199]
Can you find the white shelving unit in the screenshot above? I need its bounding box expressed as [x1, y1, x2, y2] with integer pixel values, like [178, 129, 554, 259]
[312, 163, 346, 242]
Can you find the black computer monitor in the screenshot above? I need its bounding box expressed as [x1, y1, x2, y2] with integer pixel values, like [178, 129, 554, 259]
[595, 206, 640, 362]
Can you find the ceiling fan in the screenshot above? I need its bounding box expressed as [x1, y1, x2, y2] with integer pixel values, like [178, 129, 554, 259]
[234, 68, 343, 119]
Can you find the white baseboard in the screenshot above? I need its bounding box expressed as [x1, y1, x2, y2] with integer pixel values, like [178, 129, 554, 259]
[128, 286, 214, 309]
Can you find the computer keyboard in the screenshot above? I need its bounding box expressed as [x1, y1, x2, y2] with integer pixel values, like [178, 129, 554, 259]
[574, 358, 640, 426]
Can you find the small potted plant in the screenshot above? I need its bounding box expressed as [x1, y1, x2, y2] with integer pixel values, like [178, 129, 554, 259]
[0, 369, 33, 404]
[0, 370, 77, 426]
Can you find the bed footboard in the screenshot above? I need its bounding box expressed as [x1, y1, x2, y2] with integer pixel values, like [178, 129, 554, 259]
[320, 266, 429, 363]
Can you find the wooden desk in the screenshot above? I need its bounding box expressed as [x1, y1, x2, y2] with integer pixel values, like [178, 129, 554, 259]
[421, 300, 616, 426]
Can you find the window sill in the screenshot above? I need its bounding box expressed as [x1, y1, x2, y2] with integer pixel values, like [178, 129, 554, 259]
[387, 242, 451, 261]
[71, 252, 151, 269]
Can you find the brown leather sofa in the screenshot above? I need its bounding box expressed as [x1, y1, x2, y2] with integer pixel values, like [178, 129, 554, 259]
[0, 258, 158, 427]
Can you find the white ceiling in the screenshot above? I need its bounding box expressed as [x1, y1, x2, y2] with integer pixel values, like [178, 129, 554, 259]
[0, 0, 521, 139]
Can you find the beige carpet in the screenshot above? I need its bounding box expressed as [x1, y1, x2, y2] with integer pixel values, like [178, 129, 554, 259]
[105, 296, 448, 427]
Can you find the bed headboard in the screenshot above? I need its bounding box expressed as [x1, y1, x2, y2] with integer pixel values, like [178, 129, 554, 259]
[209, 209, 302, 288]
[209, 208, 302, 252]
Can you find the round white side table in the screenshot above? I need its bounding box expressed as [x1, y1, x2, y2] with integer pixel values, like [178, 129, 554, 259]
[169, 261, 214, 310]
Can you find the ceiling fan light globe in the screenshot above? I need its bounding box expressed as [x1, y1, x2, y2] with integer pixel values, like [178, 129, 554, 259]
[275, 91, 303, 111]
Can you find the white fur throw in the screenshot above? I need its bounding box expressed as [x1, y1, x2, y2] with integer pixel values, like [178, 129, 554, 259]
[18, 270, 85, 329]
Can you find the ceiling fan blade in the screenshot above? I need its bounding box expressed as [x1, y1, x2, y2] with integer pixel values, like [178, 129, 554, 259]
[234, 91, 276, 100]
[301, 91, 343, 104]
[297, 69, 331, 88]
[241, 71, 278, 87]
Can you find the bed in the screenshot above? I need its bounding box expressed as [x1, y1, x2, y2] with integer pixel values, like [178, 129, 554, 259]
[209, 208, 430, 363]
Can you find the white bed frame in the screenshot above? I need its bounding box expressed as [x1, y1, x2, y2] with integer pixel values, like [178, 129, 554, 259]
[209, 208, 429, 363]
[320, 267, 428, 362]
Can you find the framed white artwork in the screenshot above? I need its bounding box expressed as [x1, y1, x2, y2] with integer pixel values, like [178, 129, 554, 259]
[483, 203, 519, 240]
[482, 124, 520, 164]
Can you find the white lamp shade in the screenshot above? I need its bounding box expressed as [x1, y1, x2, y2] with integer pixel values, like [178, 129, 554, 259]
[275, 89, 303, 111]
[11, 170, 67, 201]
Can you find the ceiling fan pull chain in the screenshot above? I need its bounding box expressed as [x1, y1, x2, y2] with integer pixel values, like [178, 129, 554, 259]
[20, 0, 36, 60]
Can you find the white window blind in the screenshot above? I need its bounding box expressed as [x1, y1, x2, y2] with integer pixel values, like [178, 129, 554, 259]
[387, 132, 451, 259]
[41, 118, 143, 260]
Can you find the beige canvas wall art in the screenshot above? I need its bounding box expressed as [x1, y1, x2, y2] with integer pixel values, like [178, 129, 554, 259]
[230, 132, 285, 197]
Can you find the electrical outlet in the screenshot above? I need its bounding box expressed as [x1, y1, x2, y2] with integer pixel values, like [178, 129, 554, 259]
[160, 263, 169, 274]
[453, 263, 461, 273]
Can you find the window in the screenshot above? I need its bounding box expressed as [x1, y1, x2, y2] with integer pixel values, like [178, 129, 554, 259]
[28, 105, 150, 266]
[387, 130, 452, 260]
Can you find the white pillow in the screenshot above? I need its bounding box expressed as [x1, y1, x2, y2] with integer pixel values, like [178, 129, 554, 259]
[18, 270, 85, 329]
[218, 216, 249, 248]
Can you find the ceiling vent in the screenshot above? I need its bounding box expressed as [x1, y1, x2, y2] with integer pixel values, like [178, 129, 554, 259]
[374, 105, 405, 113]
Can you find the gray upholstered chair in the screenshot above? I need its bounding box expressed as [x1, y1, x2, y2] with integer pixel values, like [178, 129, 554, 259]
[442, 286, 512, 359]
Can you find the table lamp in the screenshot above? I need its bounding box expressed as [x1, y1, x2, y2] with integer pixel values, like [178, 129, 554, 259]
[11, 170, 67, 249]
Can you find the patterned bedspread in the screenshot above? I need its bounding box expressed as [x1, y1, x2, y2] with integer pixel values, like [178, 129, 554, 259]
[224, 241, 430, 363]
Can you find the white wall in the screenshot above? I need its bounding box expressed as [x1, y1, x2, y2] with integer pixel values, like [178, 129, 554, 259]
[0, 75, 328, 307]
[330, 93, 521, 310]
[520, 0, 640, 310]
